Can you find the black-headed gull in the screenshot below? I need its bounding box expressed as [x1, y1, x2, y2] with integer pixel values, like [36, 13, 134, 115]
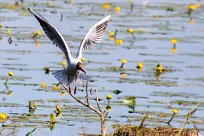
[28, 8, 111, 94]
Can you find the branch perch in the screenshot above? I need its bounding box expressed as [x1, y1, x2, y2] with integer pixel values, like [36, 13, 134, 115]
[60, 82, 101, 116]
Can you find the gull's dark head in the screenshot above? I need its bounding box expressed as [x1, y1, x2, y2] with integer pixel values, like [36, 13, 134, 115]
[76, 62, 86, 74]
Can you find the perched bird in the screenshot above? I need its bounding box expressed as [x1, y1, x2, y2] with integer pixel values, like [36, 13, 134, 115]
[28, 8, 111, 94]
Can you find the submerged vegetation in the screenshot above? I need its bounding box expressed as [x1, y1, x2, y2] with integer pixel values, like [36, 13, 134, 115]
[0, 0, 204, 136]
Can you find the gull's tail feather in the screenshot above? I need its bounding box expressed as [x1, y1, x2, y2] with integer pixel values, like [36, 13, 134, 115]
[51, 69, 72, 85]
[51, 69, 91, 86]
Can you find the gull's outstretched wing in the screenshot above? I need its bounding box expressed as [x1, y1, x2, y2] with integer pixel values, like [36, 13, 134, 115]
[77, 15, 111, 59]
[28, 8, 72, 64]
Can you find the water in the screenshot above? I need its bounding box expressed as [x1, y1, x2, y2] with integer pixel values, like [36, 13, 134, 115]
[0, 0, 204, 135]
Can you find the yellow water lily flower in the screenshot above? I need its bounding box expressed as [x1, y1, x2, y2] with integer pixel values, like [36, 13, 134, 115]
[106, 94, 112, 100]
[115, 39, 123, 45]
[103, 3, 111, 9]
[147, 115, 152, 119]
[81, 57, 85, 62]
[36, 29, 41, 35]
[56, 105, 62, 113]
[115, 6, 120, 13]
[0, 24, 5, 28]
[0, 113, 8, 122]
[171, 38, 177, 45]
[41, 82, 46, 89]
[106, 105, 112, 111]
[53, 85, 60, 91]
[156, 63, 163, 73]
[50, 113, 56, 123]
[61, 61, 67, 67]
[120, 73, 127, 78]
[171, 48, 176, 53]
[8, 72, 14, 77]
[127, 28, 134, 33]
[0, 113, 8, 119]
[121, 59, 127, 64]
[188, 4, 196, 11]
[137, 62, 143, 69]
[35, 41, 40, 47]
[173, 108, 179, 114]
[195, 3, 201, 8]
[7, 29, 11, 36]
[7, 91, 13, 96]
[29, 101, 37, 109]
[109, 31, 115, 40]
[61, 91, 66, 96]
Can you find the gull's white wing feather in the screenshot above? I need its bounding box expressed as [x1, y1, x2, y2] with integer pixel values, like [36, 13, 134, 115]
[77, 15, 111, 59]
[28, 8, 72, 64]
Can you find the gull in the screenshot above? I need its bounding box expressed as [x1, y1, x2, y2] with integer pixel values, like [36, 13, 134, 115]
[28, 8, 111, 94]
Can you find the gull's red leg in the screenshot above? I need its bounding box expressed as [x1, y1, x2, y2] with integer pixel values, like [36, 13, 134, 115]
[69, 85, 71, 94]
[74, 86, 77, 95]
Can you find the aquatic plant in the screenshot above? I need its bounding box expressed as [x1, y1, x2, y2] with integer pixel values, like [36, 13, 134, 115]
[171, 38, 177, 53]
[167, 108, 179, 125]
[4, 72, 14, 84]
[120, 59, 127, 68]
[41, 82, 46, 89]
[136, 62, 143, 71]
[115, 6, 120, 13]
[0, 113, 8, 123]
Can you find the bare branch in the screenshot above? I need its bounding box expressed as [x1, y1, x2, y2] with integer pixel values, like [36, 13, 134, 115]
[178, 103, 200, 135]
[85, 81, 90, 106]
[95, 90, 102, 112]
[60, 82, 101, 116]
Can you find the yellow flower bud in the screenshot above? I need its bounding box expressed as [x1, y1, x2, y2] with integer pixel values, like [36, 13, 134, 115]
[115, 6, 120, 13]
[137, 62, 143, 69]
[61, 61, 67, 67]
[81, 57, 85, 62]
[120, 73, 126, 78]
[7, 29, 11, 36]
[127, 28, 134, 33]
[106, 94, 112, 100]
[109, 32, 115, 38]
[7, 91, 13, 96]
[41, 82, 46, 89]
[35, 41, 40, 47]
[53, 85, 60, 91]
[195, 3, 201, 8]
[121, 59, 127, 64]
[36, 29, 41, 35]
[171, 38, 177, 45]
[0, 113, 8, 122]
[61, 91, 66, 96]
[156, 63, 163, 73]
[0, 113, 8, 119]
[188, 4, 196, 11]
[115, 39, 123, 45]
[50, 113, 56, 123]
[106, 105, 112, 111]
[8, 72, 14, 77]
[173, 108, 179, 114]
[56, 105, 62, 113]
[171, 48, 176, 53]
[147, 115, 152, 119]
[103, 3, 111, 9]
